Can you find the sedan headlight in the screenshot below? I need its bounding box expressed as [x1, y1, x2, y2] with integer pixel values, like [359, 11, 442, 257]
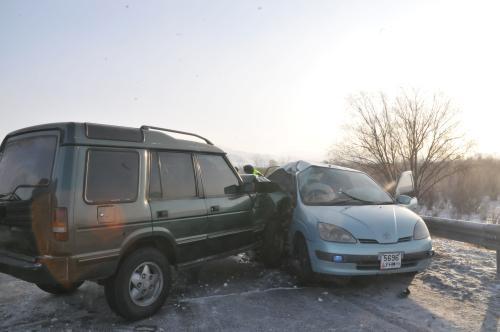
[318, 222, 357, 243]
[413, 219, 430, 240]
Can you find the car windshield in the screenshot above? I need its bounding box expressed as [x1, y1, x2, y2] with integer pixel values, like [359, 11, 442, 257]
[298, 166, 393, 205]
[0, 135, 57, 196]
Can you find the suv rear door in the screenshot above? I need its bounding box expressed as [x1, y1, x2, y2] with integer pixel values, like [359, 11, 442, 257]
[196, 154, 253, 255]
[0, 132, 59, 257]
[74, 148, 151, 269]
[148, 151, 208, 263]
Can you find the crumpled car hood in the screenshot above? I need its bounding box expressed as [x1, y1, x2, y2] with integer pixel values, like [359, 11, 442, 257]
[301, 204, 420, 243]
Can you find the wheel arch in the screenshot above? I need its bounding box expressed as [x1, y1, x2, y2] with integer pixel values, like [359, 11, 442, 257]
[118, 231, 178, 270]
[292, 230, 306, 253]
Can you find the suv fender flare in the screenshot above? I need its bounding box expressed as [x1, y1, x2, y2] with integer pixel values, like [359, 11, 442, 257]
[119, 228, 178, 265]
[120, 228, 156, 253]
[151, 228, 178, 256]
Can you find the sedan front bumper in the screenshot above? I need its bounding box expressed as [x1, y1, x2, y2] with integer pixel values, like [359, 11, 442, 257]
[307, 238, 433, 276]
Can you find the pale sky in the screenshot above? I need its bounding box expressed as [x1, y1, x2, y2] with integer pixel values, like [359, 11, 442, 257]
[1, 0, 499, 161]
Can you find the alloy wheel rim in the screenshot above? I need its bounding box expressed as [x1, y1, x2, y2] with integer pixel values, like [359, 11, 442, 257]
[129, 261, 164, 307]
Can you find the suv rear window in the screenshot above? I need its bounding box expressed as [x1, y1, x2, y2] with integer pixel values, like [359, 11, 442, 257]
[0, 135, 57, 195]
[85, 150, 139, 203]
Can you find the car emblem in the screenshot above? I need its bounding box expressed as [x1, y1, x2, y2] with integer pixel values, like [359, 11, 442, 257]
[383, 232, 391, 240]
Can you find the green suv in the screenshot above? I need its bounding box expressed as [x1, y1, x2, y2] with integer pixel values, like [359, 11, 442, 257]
[0, 123, 291, 320]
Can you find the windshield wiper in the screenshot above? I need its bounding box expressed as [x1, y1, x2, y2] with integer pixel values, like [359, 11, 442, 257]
[338, 191, 392, 205]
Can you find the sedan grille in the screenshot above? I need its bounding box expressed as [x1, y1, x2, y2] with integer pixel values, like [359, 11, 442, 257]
[358, 239, 379, 244]
[358, 236, 413, 244]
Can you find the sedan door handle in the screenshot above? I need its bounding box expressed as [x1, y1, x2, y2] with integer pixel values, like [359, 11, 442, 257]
[210, 205, 220, 213]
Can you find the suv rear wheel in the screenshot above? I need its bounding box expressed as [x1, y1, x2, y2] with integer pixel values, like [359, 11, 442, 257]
[105, 247, 171, 320]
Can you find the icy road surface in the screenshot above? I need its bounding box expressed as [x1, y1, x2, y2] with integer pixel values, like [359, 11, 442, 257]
[0, 238, 498, 331]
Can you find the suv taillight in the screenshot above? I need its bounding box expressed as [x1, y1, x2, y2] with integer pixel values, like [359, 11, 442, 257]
[52, 207, 68, 241]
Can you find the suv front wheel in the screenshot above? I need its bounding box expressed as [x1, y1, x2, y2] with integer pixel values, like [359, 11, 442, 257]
[256, 219, 286, 268]
[105, 247, 172, 320]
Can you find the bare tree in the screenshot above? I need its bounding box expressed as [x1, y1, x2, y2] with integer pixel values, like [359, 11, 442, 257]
[330, 90, 472, 198]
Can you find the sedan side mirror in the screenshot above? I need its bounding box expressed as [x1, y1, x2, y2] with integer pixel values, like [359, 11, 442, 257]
[395, 171, 414, 196]
[396, 195, 418, 211]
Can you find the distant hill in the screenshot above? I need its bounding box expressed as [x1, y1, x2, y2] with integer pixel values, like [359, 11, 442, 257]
[223, 147, 325, 169]
[223, 147, 277, 168]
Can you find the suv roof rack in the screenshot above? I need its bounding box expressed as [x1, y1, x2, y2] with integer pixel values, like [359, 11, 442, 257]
[141, 125, 214, 145]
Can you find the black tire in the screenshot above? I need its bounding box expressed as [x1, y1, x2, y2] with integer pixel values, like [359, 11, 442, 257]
[104, 247, 172, 321]
[36, 281, 84, 295]
[294, 235, 315, 284]
[256, 219, 286, 268]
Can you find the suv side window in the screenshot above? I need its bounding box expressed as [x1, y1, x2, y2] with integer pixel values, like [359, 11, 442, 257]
[151, 151, 197, 200]
[85, 149, 139, 203]
[197, 154, 239, 196]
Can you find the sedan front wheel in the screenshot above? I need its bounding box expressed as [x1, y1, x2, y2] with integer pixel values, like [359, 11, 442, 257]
[294, 235, 315, 284]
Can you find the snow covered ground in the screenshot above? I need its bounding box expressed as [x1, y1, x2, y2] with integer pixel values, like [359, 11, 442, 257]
[417, 238, 499, 331]
[0, 237, 498, 331]
[418, 198, 500, 224]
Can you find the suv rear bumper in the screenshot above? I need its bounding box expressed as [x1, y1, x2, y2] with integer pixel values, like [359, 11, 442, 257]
[0, 253, 68, 284]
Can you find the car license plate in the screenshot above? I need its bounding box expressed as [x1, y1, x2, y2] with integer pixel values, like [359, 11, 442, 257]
[379, 252, 402, 270]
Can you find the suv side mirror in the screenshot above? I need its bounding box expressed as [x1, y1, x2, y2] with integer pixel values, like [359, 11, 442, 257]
[224, 183, 255, 195]
[224, 184, 239, 195]
[396, 195, 418, 211]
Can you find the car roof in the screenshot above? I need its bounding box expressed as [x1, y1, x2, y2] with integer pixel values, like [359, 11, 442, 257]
[2, 122, 224, 154]
[279, 160, 362, 174]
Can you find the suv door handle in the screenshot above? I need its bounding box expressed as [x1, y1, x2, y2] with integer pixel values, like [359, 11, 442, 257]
[157, 210, 169, 218]
[210, 205, 220, 213]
